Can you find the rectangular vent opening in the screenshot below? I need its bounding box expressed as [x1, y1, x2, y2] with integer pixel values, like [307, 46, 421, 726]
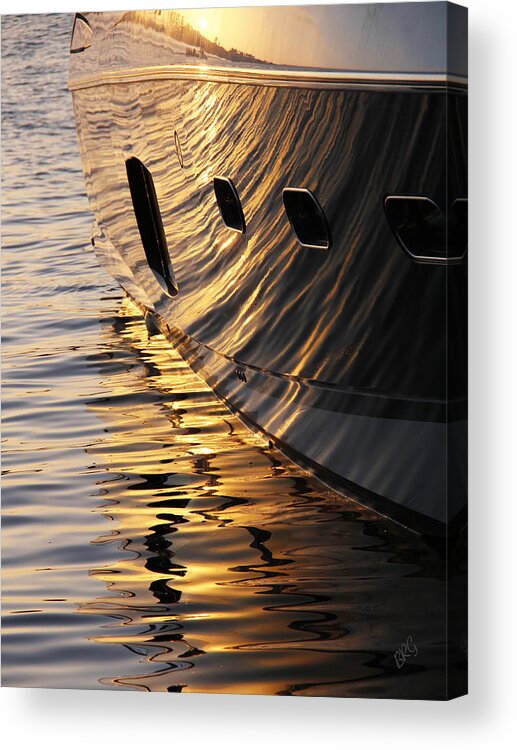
[384, 195, 467, 265]
[125, 157, 178, 296]
[213, 176, 246, 233]
[282, 188, 331, 249]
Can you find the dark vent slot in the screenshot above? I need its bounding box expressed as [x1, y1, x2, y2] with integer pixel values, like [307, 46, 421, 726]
[213, 177, 246, 233]
[451, 198, 468, 257]
[70, 13, 93, 54]
[384, 196, 467, 265]
[126, 157, 178, 296]
[282, 188, 331, 249]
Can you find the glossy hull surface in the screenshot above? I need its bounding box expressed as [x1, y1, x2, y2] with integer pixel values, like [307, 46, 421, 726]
[70, 4, 468, 530]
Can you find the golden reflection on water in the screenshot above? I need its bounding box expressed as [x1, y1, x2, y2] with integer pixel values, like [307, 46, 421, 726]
[74, 296, 446, 696]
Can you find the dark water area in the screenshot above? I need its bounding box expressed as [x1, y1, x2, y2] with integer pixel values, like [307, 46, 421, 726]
[2, 14, 454, 697]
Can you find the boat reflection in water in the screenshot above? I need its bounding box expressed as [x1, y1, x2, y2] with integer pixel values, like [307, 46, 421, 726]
[69, 5, 467, 533]
[78, 297, 466, 697]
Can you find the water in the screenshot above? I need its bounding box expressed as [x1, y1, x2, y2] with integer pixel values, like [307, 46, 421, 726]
[2, 13, 452, 697]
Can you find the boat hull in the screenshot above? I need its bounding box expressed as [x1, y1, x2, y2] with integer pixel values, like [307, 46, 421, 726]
[70, 5, 468, 531]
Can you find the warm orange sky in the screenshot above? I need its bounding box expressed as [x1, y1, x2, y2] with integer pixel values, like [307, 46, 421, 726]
[177, 4, 453, 73]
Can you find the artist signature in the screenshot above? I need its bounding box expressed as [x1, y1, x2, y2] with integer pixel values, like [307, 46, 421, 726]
[394, 635, 418, 669]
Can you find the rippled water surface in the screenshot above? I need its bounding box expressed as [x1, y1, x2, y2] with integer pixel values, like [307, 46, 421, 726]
[3, 14, 450, 697]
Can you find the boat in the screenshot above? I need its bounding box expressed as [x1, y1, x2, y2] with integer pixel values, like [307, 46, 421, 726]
[69, 3, 468, 534]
